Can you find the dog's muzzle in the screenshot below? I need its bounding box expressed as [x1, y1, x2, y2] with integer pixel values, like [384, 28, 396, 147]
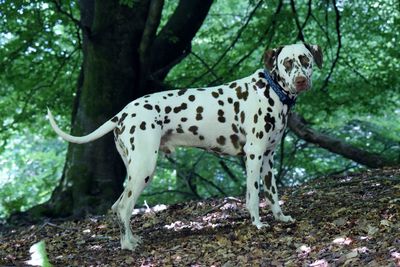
[294, 76, 310, 92]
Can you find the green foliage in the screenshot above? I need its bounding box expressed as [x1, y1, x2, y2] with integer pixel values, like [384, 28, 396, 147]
[0, 128, 65, 219]
[27, 240, 52, 267]
[139, 148, 246, 206]
[0, 0, 399, 217]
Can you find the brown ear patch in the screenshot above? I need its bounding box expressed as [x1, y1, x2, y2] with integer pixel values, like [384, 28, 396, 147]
[263, 46, 283, 70]
[304, 43, 323, 69]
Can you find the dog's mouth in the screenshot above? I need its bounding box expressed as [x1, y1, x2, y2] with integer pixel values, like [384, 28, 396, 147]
[296, 83, 309, 92]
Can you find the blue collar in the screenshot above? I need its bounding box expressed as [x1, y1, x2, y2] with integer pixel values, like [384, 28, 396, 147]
[263, 69, 296, 108]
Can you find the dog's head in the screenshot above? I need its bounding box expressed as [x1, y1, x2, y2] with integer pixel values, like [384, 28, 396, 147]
[264, 43, 323, 95]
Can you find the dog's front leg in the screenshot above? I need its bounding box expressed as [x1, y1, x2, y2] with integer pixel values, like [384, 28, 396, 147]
[261, 150, 295, 223]
[244, 148, 268, 229]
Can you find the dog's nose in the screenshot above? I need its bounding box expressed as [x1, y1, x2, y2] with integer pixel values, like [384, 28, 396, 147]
[295, 76, 307, 86]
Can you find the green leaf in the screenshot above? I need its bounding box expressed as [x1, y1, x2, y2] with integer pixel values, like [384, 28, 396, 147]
[26, 240, 52, 267]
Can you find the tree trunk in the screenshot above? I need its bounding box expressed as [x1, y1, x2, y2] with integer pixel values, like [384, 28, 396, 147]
[29, 0, 213, 218]
[288, 112, 397, 168]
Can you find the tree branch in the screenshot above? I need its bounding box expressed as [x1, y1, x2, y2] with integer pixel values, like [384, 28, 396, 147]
[206, 0, 283, 87]
[139, 0, 164, 63]
[149, 0, 213, 81]
[290, 0, 305, 42]
[288, 112, 397, 168]
[320, 0, 342, 91]
[219, 160, 240, 184]
[194, 173, 227, 196]
[189, 0, 264, 85]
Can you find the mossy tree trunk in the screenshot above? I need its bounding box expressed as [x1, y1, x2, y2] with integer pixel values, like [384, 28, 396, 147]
[34, 0, 213, 217]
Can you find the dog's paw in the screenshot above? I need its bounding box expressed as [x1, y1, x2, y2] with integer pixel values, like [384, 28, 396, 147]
[121, 235, 142, 251]
[278, 214, 295, 223]
[253, 221, 269, 229]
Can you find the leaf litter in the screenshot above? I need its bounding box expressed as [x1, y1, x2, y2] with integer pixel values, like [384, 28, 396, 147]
[1, 168, 399, 266]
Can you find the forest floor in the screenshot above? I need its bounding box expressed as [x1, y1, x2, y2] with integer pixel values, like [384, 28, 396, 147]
[1, 168, 399, 267]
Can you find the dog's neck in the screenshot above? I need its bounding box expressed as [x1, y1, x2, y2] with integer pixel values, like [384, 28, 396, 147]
[264, 69, 297, 109]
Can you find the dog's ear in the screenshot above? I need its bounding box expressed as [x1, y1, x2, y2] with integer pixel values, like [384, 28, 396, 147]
[263, 47, 282, 71]
[305, 44, 323, 69]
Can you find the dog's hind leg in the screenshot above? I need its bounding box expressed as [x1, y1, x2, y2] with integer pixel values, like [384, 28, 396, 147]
[112, 131, 160, 251]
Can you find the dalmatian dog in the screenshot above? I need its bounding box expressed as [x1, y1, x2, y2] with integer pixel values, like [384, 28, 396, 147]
[48, 43, 323, 251]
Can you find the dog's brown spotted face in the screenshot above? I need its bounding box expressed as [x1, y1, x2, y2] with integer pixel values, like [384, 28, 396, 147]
[264, 43, 323, 94]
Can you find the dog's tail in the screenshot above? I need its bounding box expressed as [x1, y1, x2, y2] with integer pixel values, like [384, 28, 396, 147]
[47, 108, 117, 144]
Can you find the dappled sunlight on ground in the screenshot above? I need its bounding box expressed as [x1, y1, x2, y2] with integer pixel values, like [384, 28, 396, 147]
[1, 168, 399, 266]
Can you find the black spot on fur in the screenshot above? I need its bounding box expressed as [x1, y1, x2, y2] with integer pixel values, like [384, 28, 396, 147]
[268, 98, 274, 106]
[140, 122, 146, 130]
[240, 111, 245, 123]
[164, 116, 171, 124]
[264, 113, 276, 132]
[165, 106, 172, 114]
[254, 181, 258, 190]
[145, 176, 150, 183]
[130, 126, 136, 134]
[111, 116, 119, 123]
[234, 102, 240, 114]
[218, 109, 226, 123]
[232, 124, 239, 133]
[188, 126, 199, 135]
[235, 86, 249, 100]
[212, 92, 219, 98]
[177, 89, 187, 96]
[256, 80, 266, 88]
[118, 113, 128, 125]
[196, 106, 204, 120]
[264, 172, 272, 189]
[144, 104, 153, 110]
[173, 103, 188, 113]
[188, 95, 195, 102]
[176, 125, 184, 133]
[230, 134, 240, 149]
[229, 82, 237, 88]
[216, 136, 226, 145]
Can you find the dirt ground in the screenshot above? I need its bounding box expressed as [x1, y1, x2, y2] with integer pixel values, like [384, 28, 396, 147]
[1, 168, 399, 266]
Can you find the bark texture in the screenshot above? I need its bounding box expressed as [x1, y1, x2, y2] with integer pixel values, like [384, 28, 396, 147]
[31, 0, 213, 218]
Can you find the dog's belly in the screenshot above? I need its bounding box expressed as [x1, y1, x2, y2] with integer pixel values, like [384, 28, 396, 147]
[160, 128, 245, 155]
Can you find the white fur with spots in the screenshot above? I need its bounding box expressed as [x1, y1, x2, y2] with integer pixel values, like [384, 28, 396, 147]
[48, 43, 322, 250]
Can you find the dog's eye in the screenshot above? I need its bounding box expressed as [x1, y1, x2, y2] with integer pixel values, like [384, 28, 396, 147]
[283, 59, 293, 71]
[299, 55, 310, 68]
